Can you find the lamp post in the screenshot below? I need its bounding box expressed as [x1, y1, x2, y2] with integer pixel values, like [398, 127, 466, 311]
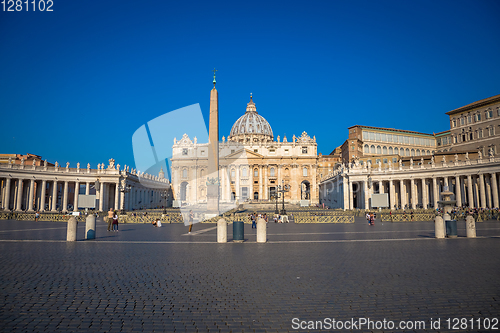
[161, 190, 170, 214]
[277, 180, 291, 215]
[118, 184, 132, 214]
[271, 191, 279, 215]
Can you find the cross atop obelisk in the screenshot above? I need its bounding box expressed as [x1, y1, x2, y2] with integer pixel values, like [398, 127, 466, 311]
[207, 69, 219, 215]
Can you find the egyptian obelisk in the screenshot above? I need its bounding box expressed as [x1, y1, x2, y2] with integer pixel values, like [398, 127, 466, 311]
[206, 69, 219, 215]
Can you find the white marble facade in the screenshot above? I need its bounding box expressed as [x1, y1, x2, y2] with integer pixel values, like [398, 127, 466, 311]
[320, 154, 500, 210]
[170, 96, 319, 205]
[0, 159, 170, 212]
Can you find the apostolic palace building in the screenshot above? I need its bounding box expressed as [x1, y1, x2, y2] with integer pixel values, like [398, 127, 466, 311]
[0, 84, 499, 213]
[320, 94, 500, 210]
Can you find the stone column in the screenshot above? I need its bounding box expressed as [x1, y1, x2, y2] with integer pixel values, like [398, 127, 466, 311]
[27, 179, 35, 212]
[467, 175, 474, 208]
[389, 179, 395, 209]
[422, 179, 428, 209]
[432, 178, 438, 209]
[249, 165, 254, 200]
[455, 176, 462, 207]
[73, 181, 80, 211]
[62, 181, 69, 212]
[235, 166, 240, 201]
[120, 188, 125, 211]
[39, 180, 46, 212]
[485, 175, 492, 208]
[114, 183, 119, 210]
[349, 181, 354, 210]
[479, 173, 486, 208]
[364, 180, 369, 209]
[259, 165, 263, 200]
[311, 165, 318, 204]
[85, 182, 90, 195]
[4, 178, 11, 211]
[16, 179, 24, 211]
[399, 179, 405, 209]
[410, 178, 416, 209]
[343, 177, 349, 210]
[263, 166, 268, 200]
[191, 166, 197, 203]
[491, 173, 499, 208]
[99, 182, 104, 211]
[378, 181, 384, 194]
[51, 180, 58, 211]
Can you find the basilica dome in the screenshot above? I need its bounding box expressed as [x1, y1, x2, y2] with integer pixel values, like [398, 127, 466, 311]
[228, 95, 274, 143]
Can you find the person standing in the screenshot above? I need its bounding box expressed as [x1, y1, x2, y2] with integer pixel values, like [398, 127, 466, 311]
[112, 210, 119, 231]
[35, 211, 40, 222]
[369, 212, 375, 226]
[107, 208, 114, 231]
[188, 210, 194, 234]
[366, 212, 370, 225]
[251, 213, 256, 229]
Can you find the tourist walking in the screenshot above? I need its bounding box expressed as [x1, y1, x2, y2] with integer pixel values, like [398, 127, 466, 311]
[107, 208, 114, 231]
[112, 211, 119, 231]
[366, 212, 370, 225]
[251, 214, 257, 229]
[369, 212, 375, 226]
[35, 211, 40, 222]
[188, 210, 194, 233]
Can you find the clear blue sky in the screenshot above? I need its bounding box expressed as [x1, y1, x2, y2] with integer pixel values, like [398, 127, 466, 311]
[1, 0, 499, 172]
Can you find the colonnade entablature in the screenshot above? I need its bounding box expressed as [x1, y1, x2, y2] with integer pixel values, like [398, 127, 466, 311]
[319, 155, 500, 210]
[0, 159, 170, 213]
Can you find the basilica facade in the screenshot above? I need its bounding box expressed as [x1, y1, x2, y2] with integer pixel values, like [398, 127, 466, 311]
[170, 95, 319, 205]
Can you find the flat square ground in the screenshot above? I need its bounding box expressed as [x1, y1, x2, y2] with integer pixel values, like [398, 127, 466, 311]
[1, 217, 499, 332]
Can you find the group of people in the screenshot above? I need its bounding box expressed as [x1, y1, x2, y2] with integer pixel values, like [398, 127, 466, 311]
[248, 213, 268, 228]
[107, 208, 119, 231]
[366, 212, 376, 225]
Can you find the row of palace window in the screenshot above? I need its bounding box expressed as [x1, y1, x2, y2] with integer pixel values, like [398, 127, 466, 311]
[363, 145, 434, 156]
[362, 131, 434, 146]
[181, 167, 310, 179]
[452, 127, 495, 143]
[451, 107, 500, 128]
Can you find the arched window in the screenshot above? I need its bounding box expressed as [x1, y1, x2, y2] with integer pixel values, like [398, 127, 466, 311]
[383, 146, 387, 155]
[416, 149, 420, 156]
[426, 150, 430, 155]
[303, 167, 308, 177]
[200, 169, 205, 178]
[270, 167, 275, 177]
[364, 145, 369, 153]
[370, 145, 375, 154]
[406, 148, 410, 156]
[376, 146, 381, 154]
[182, 169, 187, 178]
[242, 168, 247, 177]
[231, 169, 235, 178]
[254, 169, 258, 177]
[394, 147, 399, 155]
[388, 147, 393, 155]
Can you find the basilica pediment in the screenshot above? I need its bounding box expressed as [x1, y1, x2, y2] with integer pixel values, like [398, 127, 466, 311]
[224, 148, 263, 159]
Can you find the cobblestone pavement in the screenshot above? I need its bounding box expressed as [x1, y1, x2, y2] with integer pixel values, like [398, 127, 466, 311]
[1, 218, 499, 332]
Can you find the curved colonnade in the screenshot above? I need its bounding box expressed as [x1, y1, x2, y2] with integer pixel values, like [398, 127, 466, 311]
[320, 156, 500, 210]
[0, 162, 170, 212]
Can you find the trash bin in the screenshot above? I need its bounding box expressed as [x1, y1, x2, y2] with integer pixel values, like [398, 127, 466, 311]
[233, 221, 244, 242]
[445, 220, 457, 238]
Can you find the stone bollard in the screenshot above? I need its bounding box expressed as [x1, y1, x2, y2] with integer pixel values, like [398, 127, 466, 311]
[217, 218, 227, 243]
[256, 218, 267, 243]
[434, 215, 445, 239]
[466, 215, 476, 238]
[67, 217, 77, 241]
[85, 215, 96, 240]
